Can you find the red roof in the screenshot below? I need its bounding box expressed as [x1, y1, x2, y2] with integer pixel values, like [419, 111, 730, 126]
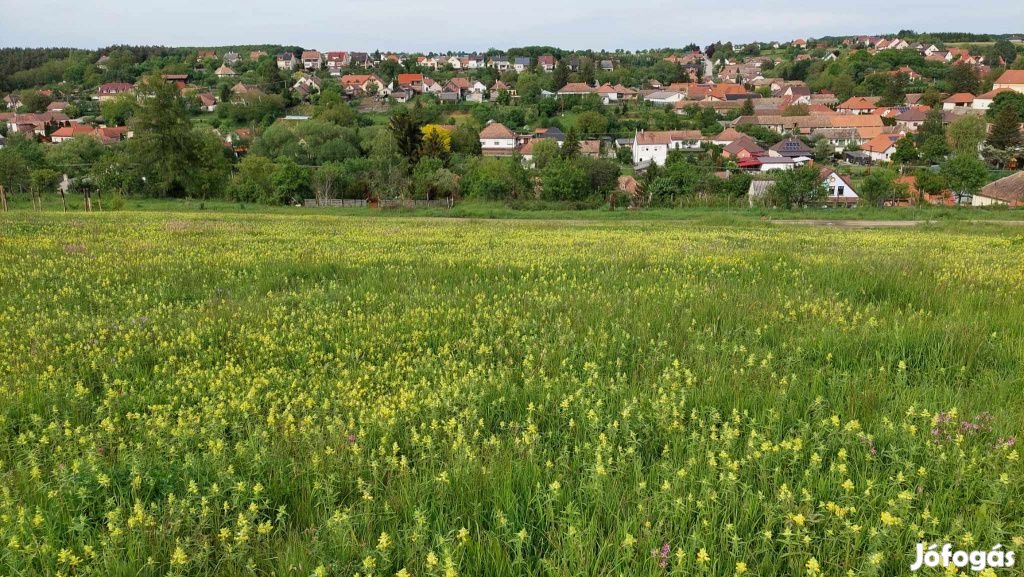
[51, 125, 94, 138]
[943, 92, 975, 104]
[397, 73, 423, 85]
[995, 70, 1024, 86]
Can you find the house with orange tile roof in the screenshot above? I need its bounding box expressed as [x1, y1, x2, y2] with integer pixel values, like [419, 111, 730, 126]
[836, 96, 879, 115]
[993, 70, 1024, 94]
[479, 122, 520, 156]
[942, 92, 975, 111]
[632, 130, 704, 166]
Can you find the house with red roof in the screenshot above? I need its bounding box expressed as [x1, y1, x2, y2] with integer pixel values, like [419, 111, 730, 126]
[863, 133, 903, 162]
[50, 124, 95, 143]
[557, 83, 594, 97]
[942, 93, 975, 111]
[397, 73, 424, 92]
[301, 51, 322, 70]
[96, 83, 134, 101]
[837, 96, 879, 115]
[479, 122, 521, 156]
[994, 70, 1024, 94]
[631, 130, 704, 166]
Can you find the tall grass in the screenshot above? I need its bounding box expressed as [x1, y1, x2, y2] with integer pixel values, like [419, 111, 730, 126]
[0, 212, 1021, 576]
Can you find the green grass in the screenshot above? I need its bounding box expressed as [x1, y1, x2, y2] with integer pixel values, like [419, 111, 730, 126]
[0, 210, 1022, 576]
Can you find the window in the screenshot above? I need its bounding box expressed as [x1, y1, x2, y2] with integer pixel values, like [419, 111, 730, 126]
[837, 185, 845, 196]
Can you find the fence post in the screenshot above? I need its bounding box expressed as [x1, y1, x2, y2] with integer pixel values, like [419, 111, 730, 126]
[0, 185, 6, 212]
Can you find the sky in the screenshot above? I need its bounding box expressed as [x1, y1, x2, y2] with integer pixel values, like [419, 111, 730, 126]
[1, 0, 1022, 52]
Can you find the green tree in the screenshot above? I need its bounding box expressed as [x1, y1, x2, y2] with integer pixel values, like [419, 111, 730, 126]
[947, 114, 987, 155]
[766, 164, 827, 208]
[127, 76, 203, 197]
[541, 157, 589, 201]
[814, 139, 834, 161]
[890, 136, 919, 165]
[100, 94, 137, 126]
[948, 62, 979, 94]
[388, 110, 424, 165]
[987, 91, 1024, 120]
[272, 158, 311, 204]
[940, 153, 988, 202]
[530, 138, 561, 170]
[576, 111, 608, 136]
[919, 87, 944, 108]
[859, 167, 907, 206]
[29, 168, 61, 197]
[0, 149, 30, 194]
[986, 104, 1022, 149]
[553, 60, 569, 89]
[229, 155, 277, 203]
[19, 91, 52, 113]
[561, 126, 581, 159]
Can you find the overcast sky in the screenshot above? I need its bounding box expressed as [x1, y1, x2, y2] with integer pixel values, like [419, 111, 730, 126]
[2, 0, 1022, 52]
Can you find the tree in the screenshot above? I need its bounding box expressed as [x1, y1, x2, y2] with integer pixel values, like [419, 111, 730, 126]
[814, 139, 834, 161]
[830, 75, 856, 102]
[530, 138, 560, 170]
[766, 164, 827, 208]
[0, 149, 30, 194]
[991, 39, 1018, 66]
[100, 94, 137, 126]
[46, 135, 107, 178]
[915, 108, 946, 146]
[859, 167, 907, 206]
[450, 123, 482, 155]
[890, 136, 919, 165]
[229, 155, 277, 203]
[561, 126, 581, 159]
[948, 62, 979, 94]
[947, 114, 987, 155]
[411, 156, 444, 199]
[553, 60, 569, 89]
[541, 157, 590, 201]
[740, 98, 755, 116]
[29, 168, 61, 198]
[420, 124, 452, 160]
[272, 158, 311, 204]
[127, 75, 204, 197]
[19, 91, 52, 113]
[461, 157, 531, 200]
[388, 110, 424, 165]
[986, 104, 1022, 149]
[940, 153, 988, 202]
[987, 91, 1024, 120]
[576, 111, 608, 135]
[919, 87, 944, 108]
[878, 73, 908, 106]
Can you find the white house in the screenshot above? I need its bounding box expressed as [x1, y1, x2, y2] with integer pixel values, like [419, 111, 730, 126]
[277, 53, 298, 70]
[479, 122, 519, 156]
[644, 91, 686, 106]
[632, 130, 703, 166]
[820, 168, 859, 205]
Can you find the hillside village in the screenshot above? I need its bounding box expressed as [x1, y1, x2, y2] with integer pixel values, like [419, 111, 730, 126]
[1, 33, 1024, 208]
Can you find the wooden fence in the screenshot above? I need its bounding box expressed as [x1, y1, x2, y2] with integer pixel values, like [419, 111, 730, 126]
[303, 198, 368, 208]
[378, 198, 454, 209]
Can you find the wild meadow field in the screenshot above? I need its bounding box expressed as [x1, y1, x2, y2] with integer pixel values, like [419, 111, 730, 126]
[0, 211, 1022, 577]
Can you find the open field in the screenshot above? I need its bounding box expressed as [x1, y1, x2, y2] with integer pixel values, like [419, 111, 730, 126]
[1, 211, 1023, 576]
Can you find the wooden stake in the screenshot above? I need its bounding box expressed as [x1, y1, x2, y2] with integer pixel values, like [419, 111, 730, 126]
[0, 185, 7, 212]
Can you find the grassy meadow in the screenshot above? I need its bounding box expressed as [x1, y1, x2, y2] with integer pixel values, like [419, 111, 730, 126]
[1, 211, 1023, 576]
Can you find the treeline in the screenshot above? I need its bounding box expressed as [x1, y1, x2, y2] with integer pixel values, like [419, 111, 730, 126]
[0, 48, 92, 90]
